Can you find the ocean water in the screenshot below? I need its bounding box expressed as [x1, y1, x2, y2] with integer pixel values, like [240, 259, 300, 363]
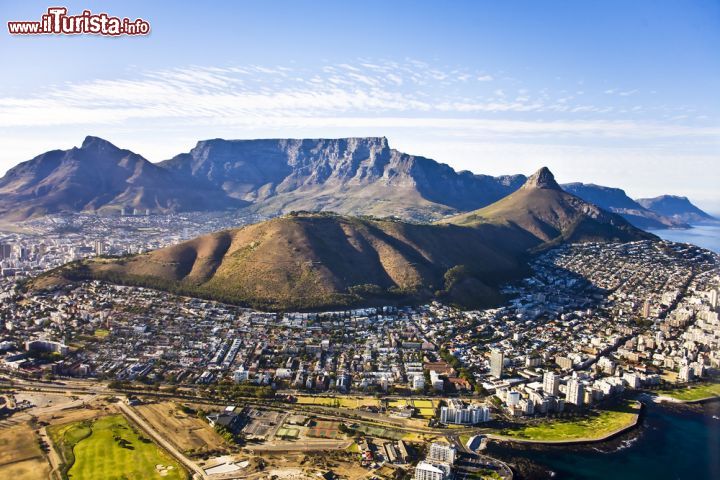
[486, 399, 720, 480]
[651, 224, 720, 253]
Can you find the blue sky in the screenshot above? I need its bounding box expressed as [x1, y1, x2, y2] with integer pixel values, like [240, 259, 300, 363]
[1, 0, 719, 210]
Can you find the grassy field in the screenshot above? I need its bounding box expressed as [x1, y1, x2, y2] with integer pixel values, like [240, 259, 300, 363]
[135, 402, 226, 454]
[410, 399, 437, 418]
[276, 427, 300, 439]
[387, 399, 410, 409]
[49, 415, 186, 480]
[295, 395, 380, 409]
[353, 424, 406, 440]
[497, 401, 640, 442]
[0, 424, 49, 480]
[657, 382, 720, 402]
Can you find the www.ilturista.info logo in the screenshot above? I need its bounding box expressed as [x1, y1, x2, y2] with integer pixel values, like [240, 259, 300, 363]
[8, 7, 150, 36]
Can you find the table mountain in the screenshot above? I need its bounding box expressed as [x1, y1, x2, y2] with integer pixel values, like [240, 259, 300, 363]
[636, 195, 717, 225]
[562, 182, 688, 229]
[158, 137, 526, 221]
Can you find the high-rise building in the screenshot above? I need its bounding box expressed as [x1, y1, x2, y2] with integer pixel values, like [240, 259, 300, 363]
[415, 462, 451, 480]
[555, 355, 574, 371]
[543, 371, 560, 396]
[490, 349, 504, 379]
[439, 400, 491, 425]
[0, 243, 12, 259]
[678, 364, 693, 383]
[642, 299, 651, 318]
[94, 240, 105, 256]
[709, 289, 718, 309]
[506, 390, 521, 406]
[427, 443, 456, 465]
[565, 378, 584, 406]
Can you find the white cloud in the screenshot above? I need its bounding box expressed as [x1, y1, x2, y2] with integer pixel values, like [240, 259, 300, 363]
[0, 62, 648, 127]
[0, 60, 717, 207]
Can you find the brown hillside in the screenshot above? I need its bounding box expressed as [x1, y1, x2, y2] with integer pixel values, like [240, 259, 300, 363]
[439, 167, 656, 246]
[45, 213, 530, 310]
[35, 167, 656, 311]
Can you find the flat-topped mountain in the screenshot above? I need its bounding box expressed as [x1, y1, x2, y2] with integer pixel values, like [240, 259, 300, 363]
[0, 137, 240, 220]
[0, 136, 525, 221]
[637, 195, 717, 224]
[440, 167, 656, 247]
[0, 136, 709, 229]
[159, 137, 525, 220]
[562, 183, 688, 229]
[36, 167, 655, 310]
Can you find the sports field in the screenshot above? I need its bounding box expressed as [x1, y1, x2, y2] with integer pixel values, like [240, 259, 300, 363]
[49, 414, 186, 479]
[497, 401, 640, 442]
[410, 399, 437, 418]
[353, 424, 405, 440]
[276, 427, 300, 439]
[307, 419, 343, 439]
[295, 395, 380, 409]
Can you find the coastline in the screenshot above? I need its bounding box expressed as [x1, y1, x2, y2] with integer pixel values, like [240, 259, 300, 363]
[649, 379, 720, 405]
[486, 401, 643, 446]
[650, 223, 720, 253]
[484, 397, 720, 480]
[654, 393, 720, 405]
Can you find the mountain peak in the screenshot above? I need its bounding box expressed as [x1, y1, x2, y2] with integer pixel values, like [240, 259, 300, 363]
[522, 166, 561, 190]
[81, 136, 120, 151]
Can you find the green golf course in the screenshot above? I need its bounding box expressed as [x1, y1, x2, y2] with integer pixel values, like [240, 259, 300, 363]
[49, 414, 186, 480]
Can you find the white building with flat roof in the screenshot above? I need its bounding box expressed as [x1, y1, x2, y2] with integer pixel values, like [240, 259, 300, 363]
[543, 371, 560, 396]
[427, 442, 456, 465]
[566, 377, 584, 406]
[415, 461, 451, 480]
[439, 399, 490, 425]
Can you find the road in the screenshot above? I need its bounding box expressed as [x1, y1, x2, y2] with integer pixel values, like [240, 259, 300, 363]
[118, 401, 208, 480]
[39, 426, 61, 480]
[3, 375, 520, 477]
[248, 439, 353, 452]
[448, 433, 513, 480]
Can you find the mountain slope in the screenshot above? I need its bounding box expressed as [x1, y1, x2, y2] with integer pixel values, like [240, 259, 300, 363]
[35, 167, 657, 311]
[0, 137, 241, 220]
[562, 182, 688, 229]
[440, 167, 656, 247]
[39, 212, 532, 310]
[159, 137, 526, 220]
[636, 195, 717, 224]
